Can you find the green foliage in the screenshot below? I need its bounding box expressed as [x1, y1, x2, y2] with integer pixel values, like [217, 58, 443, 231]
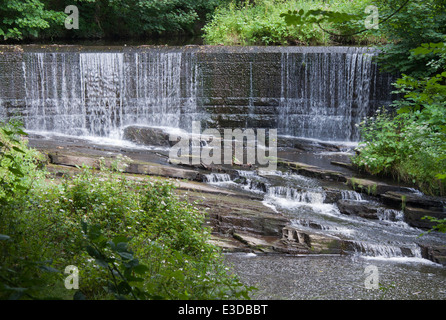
[0, 121, 253, 299]
[0, 119, 48, 204]
[0, 0, 225, 41]
[203, 0, 382, 46]
[80, 221, 151, 300]
[352, 42, 446, 196]
[0, 0, 65, 40]
[350, 1, 446, 198]
[373, 0, 446, 77]
[0, 119, 63, 299]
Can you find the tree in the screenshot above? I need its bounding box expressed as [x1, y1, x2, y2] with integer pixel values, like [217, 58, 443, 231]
[0, 0, 65, 40]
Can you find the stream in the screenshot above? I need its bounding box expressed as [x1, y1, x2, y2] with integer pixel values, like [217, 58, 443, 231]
[202, 150, 446, 300]
[1, 44, 445, 300]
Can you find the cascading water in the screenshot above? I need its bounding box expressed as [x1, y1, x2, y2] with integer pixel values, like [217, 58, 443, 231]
[2, 45, 442, 263]
[279, 48, 377, 141]
[205, 169, 446, 262]
[19, 50, 200, 138]
[204, 173, 232, 183]
[0, 46, 394, 143]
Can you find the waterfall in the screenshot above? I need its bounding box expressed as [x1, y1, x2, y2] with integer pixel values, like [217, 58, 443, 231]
[349, 241, 423, 259]
[0, 46, 394, 143]
[203, 173, 232, 183]
[19, 50, 199, 138]
[279, 48, 376, 141]
[341, 190, 364, 201]
[267, 186, 325, 204]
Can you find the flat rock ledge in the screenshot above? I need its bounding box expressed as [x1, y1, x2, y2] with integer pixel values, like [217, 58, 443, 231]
[38, 147, 446, 264]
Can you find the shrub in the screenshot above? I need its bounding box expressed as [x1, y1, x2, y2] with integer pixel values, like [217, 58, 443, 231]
[202, 0, 382, 46]
[0, 124, 253, 299]
[352, 43, 446, 196]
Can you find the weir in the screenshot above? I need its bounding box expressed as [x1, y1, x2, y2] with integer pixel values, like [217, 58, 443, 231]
[0, 45, 394, 142]
[3, 44, 444, 264]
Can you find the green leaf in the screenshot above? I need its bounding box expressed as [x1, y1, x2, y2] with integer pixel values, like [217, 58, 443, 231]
[85, 245, 101, 259]
[112, 235, 129, 246]
[12, 146, 25, 153]
[95, 258, 111, 269]
[117, 251, 134, 260]
[9, 167, 24, 177]
[38, 265, 60, 273]
[132, 264, 149, 275]
[81, 220, 88, 234]
[88, 224, 103, 242]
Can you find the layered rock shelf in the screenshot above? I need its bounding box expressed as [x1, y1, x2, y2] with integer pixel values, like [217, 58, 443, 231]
[28, 133, 446, 265]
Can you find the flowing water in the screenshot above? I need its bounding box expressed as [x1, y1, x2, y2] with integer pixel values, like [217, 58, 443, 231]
[0, 46, 393, 142]
[19, 49, 200, 138]
[0, 45, 444, 299]
[206, 169, 446, 299]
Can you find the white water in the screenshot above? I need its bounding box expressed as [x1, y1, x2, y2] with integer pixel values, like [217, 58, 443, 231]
[20, 51, 199, 138]
[0, 47, 395, 144]
[204, 169, 446, 263]
[279, 49, 376, 141]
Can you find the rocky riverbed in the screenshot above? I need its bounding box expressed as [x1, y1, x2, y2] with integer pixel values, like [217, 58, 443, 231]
[27, 129, 446, 267]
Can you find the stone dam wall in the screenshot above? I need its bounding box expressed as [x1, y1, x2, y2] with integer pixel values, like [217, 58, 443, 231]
[0, 45, 396, 141]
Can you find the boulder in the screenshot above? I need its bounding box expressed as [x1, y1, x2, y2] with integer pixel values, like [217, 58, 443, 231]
[281, 226, 345, 254]
[336, 199, 379, 220]
[403, 206, 446, 229]
[123, 125, 173, 147]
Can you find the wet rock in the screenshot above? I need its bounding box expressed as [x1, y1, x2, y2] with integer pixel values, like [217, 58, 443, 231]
[381, 191, 446, 210]
[336, 199, 380, 220]
[48, 152, 203, 181]
[125, 162, 202, 181]
[322, 188, 343, 203]
[279, 160, 347, 182]
[379, 191, 446, 230]
[185, 190, 290, 237]
[346, 177, 404, 196]
[281, 226, 345, 254]
[208, 234, 253, 253]
[123, 125, 174, 147]
[277, 136, 342, 152]
[232, 232, 283, 253]
[420, 245, 446, 266]
[403, 206, 446, 230]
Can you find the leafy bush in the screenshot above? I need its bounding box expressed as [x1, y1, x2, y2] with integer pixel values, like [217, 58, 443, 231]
[203, 0, 382, 46]
[0, 121, 253, 300]
[0, 0, 65, 40]
[373, 0, 446, 77]
[352, 43, 446, 196]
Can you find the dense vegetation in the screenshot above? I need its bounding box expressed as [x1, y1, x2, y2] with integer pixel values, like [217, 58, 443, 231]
[0, 120, 253, 299]
[203, 0, 384, 45]
[350, 0, 446, 197]
[1, 0, 445, 300]
[272, 0, 446, 197]
[0, 0, 225, 41]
